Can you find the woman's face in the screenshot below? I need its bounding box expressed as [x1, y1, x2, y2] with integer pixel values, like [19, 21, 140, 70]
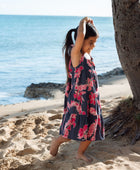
[82, 36, 98, 54]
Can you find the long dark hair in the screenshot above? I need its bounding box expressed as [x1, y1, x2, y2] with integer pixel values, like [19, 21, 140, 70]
[63, 23, 99, 83]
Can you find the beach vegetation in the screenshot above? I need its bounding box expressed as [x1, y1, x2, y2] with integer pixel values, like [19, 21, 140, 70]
[105, 97, 140, 144]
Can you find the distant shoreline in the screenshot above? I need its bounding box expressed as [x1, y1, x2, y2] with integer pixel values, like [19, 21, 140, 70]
[23, 67, 124, 101]
[0, 67, 124, 106]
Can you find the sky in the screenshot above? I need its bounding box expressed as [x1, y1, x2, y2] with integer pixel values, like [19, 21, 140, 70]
[0, 0, 112, 17]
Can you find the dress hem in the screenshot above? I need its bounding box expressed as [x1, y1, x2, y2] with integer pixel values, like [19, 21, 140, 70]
[59, 133, 105, 142]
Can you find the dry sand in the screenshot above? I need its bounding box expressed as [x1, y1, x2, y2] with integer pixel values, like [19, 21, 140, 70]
[0, 75, 140, 170]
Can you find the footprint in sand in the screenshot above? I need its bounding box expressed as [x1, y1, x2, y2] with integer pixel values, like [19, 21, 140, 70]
[45, 124, 54, 129]
[101, 99, 106, 103]
[16, 116, 22, 118]
[0, 117, 4, 120]
[47, 129, 59, 137]
[11, 164, 32, 170]
[10, 130, 18, 136]
[48, 114, 62, 121]
[33, 118, 47, 135]
[0, 128, 6, 135]
[15, 119, 26, 126]
[34, 117, 44, 125]
[16, 147, 36, 156]
[33, 126, 44, 135]
[0, 138, 8, 146]
[0, 119, 8, 123]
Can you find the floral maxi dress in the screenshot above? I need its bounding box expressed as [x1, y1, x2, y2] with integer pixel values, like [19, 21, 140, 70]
[59, 53, 105, 141]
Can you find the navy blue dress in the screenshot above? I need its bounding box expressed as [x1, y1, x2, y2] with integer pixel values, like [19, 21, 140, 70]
[59, 53, 105, 141]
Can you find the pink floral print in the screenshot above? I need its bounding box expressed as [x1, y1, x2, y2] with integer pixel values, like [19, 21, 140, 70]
[60, 53, 105, 141]
[78, 124, 88, 140]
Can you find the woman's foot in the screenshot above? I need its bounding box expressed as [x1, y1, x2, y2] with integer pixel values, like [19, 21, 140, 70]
[76, 153, 93, 163]
[50, 136, 70, 156]
[50, 138, 60, 156]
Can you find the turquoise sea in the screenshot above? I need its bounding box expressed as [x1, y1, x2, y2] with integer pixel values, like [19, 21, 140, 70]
[0, 15, 121, 105]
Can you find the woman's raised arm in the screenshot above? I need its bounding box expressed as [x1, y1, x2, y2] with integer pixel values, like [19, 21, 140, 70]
[71, 17, 93, 67]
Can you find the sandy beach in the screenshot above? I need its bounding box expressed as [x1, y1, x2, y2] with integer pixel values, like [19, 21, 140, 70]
[0, 75, 140, 170]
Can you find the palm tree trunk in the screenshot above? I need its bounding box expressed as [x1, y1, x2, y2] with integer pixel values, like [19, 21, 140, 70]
[111, 0, 140, 108]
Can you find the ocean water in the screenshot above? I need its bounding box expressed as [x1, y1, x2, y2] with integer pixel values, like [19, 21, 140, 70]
[0, 15, 121, 105]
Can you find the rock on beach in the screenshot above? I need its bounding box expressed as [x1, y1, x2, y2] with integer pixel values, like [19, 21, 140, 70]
[24, 67, 124, 99]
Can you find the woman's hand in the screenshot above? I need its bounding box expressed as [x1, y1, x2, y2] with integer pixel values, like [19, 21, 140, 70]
[78, 17, 94, 35]
[80, 17, 94, 25]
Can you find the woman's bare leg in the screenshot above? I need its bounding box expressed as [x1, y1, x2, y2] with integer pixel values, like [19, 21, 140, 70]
[50, 135, 70, 156]
[76, 140, 92, 162]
